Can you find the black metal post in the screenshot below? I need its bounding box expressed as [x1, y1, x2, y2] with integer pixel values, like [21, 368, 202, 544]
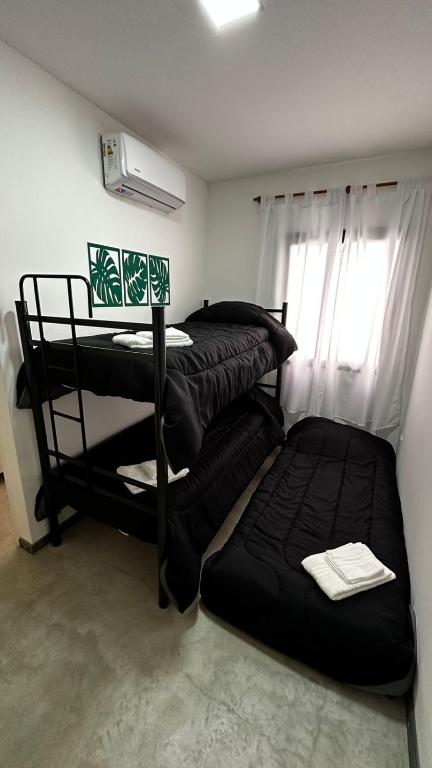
[15, 300, 62, 546]
[66, 278, 90, 484]
[152, 306, 169, 609]
[32, 277, 61, 473]
[275, 301, 288, 404]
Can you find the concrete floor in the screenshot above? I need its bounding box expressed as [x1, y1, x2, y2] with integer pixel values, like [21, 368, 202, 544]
[0, 474, 409, 768]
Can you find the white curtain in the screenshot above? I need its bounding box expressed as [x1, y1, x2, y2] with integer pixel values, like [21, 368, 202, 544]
[256, 180, 432, 432]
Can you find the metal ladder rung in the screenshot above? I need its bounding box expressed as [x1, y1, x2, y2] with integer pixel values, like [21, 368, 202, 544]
[52, 410, 82, 423]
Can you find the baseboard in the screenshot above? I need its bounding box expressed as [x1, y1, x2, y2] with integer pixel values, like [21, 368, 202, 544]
[406, 686, 420, 768]
[18, 512, 81, 554]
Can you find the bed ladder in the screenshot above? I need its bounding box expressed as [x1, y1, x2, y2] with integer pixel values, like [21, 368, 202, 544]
[16, 273, 170, 609]
[16, 275, 94, 546]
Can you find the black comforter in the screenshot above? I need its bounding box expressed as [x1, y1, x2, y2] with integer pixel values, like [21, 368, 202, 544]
[201, 417, 415, 690]
[40, 387, 285, 610]
[17, 302, 296, 472]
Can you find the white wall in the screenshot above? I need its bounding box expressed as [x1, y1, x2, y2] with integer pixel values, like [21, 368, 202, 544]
[0, 365, 33, 541]
[398, 291, 432, 768]
[0, 41, 207, 543]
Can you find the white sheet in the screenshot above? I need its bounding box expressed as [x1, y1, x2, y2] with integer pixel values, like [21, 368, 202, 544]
[117, 460, 189, 494]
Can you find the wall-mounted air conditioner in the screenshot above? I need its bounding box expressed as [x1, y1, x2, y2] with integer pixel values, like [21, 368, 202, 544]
[102, 132, 186, 213]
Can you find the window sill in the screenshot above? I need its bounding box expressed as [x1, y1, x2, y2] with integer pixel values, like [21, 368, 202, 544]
[289, 359, 362, 374]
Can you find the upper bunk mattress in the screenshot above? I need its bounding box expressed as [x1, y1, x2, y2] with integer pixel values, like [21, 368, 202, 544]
[17, 301, 296, 472]
[201, 417, 415, 690]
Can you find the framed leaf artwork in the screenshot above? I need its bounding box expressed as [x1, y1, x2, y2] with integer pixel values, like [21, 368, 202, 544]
[149, 255, 170, 306]
[87, 243, 122, 307]
[122, 250, 149, 306]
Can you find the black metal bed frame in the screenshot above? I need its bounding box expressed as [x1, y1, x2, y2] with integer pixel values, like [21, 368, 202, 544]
[16, 274, 287, 609]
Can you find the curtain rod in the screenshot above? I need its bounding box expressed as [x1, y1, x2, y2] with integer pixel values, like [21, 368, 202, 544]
[253, 181, 398, 204]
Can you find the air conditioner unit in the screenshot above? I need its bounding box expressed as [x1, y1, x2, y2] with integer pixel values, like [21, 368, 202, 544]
[101, 132, 186, 213]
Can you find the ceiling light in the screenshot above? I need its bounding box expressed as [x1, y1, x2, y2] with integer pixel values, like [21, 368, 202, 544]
[200, 0, 262, 29]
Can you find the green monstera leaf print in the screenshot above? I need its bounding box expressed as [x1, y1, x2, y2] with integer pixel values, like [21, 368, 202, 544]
[149, 257, 170, 304]
[90, 248, 122, 306]
[123, 252, 148, 305]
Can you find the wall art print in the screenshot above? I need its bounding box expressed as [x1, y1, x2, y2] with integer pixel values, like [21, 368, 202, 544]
[87, 242, 122, 307]
[122, 250, 149, 306]
[87, 243, 170, 307]
[149, 255, 170, 306]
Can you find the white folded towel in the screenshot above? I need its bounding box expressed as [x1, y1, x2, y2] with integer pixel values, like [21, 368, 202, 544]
[113, 333, 152, 349]
[166, 338, 193, 347]
[137, 327, 191, 341]
[117, 460, 189, 494]
[302, 543, 395, 601]
[325, 542, 385, 584]
[113, 333, 193, 349]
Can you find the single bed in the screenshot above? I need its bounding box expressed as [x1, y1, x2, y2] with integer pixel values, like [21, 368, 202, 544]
[201, 417, 415, 693]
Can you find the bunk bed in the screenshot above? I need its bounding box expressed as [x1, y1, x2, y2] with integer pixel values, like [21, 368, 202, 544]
[16, 274, 297, 610]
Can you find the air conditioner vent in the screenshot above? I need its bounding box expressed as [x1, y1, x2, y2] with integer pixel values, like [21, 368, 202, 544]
[102, 132, 186, 213]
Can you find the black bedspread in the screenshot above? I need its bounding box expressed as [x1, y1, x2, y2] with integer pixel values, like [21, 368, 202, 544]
[17, 302, 296, 472]
[40, 387, 285, 610]
[201, 417, 415, 690]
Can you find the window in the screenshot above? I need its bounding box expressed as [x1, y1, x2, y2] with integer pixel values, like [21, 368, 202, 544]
[286, 235, 394, 372]
[256, 181, 431, 429]
[286, 240, 328, 361]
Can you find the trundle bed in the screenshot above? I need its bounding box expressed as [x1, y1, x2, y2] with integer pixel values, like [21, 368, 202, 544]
[201, 417, 416, 694]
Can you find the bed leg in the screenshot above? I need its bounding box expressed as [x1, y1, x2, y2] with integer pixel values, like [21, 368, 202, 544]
[158, 559, 170, 608]
[49, 515, 62, 547]
[46, 489, 62, 547]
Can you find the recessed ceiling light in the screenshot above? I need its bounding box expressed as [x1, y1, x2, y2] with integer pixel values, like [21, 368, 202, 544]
[200, 0, 262, 29]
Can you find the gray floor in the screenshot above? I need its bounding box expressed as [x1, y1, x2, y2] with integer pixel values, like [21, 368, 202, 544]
[0, 473, 409, 768]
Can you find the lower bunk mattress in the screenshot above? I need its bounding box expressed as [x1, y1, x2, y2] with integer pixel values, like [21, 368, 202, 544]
[201, 417, 415, 692]
[39, 387, 284, 611]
